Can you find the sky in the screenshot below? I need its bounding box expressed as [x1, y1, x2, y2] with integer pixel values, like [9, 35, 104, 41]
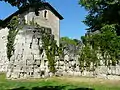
[0, 0, 88, 39]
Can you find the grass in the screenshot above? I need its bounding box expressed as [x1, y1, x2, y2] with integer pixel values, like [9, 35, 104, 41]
[0, 73, 120, 90]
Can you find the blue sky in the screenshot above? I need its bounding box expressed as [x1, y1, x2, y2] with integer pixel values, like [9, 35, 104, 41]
[0, 0, 88, 39]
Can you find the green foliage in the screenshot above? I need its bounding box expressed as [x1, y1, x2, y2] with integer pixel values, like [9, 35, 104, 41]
[79, 0, 120, 68]
[41, 32, 57, 74]
[0, 0, 46, 21]
[1, 74, 120, 90]
[79, 0, 120, 34]
[7, 16, 19, 61]
[79, 44, 98, 72]
[0, 0, 45, 8]
[35, 25, 58, 74]
[57, 43, 64, 58]
[0, 19, 3, 27]
[6, 14, 57, 73]
[60, 37, 78, 46]
[60, 37, 81, 58]
[80, 24, 120, 67]
[29, 18, 35, 26]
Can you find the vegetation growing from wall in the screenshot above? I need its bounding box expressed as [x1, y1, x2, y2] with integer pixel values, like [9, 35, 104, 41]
[41, 28, 57, 74]
[29, 18, 59, 74]
[6, 16, 20, 61]
[31, 23, 57, 74]
[6, 15, 59, 74]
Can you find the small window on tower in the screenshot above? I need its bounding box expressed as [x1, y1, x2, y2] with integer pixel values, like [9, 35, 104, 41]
[44, 10, 48, 19]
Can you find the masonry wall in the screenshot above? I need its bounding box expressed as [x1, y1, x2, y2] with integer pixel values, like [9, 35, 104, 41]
[0, 28, 9, 72]
[0, 7, 60, 78]
[6, 26, 50, 79]
[22, 8, 60, 45]
[1, 26, 120, 80]
[1, 8, 120, 80]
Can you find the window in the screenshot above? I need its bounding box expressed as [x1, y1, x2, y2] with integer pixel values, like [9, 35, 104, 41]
[44, 10, 48, 19]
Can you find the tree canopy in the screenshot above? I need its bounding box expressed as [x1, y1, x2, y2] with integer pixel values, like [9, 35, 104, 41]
[0, 0, 45, 8]
[79, 0, 120, 34]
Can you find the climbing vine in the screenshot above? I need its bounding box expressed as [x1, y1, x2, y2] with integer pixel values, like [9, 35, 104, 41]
[7, 16, 20, 61]
[35, 24, 58, 74]
[41, 29, 57, 74]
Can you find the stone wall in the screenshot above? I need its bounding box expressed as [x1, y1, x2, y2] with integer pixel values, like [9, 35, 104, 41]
[6, 26, 53, 79]
[1, 18, 120, 80]
[1, 26, 120, 80]
[0, 6, 60, 79]
[0, 28, 9, 72]
[0, 4, 60, 74]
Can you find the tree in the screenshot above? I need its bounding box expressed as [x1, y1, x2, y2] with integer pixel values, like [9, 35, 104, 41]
[0, 0, 45, 8]
[79, 0, 120, 67]
[60, 37, 79, 46]
[0, 19, 3, 27]
[79, 0, 120, 35]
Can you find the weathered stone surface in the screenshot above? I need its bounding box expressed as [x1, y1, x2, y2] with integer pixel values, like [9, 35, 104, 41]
[1, 9, 120, 80]
[0, 28, 9, 73]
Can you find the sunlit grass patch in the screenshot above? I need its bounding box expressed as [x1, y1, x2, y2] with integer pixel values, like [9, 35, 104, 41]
[0, 74, 120, 90]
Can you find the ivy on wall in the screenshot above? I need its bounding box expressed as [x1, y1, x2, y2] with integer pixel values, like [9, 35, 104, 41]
[7, 16, 20, 61]
[37, 25, 58, 74]
[6, 15, 59, 74]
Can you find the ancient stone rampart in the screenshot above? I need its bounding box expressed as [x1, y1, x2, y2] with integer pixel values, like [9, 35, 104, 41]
[1, 26, 120, 80]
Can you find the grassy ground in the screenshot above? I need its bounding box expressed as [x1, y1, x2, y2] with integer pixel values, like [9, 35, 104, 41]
[0, 73, 120, 90]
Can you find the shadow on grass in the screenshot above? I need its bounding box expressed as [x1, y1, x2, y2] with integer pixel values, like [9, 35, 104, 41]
[9, 86, 94, 90]
[69, 88, 94, 90]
